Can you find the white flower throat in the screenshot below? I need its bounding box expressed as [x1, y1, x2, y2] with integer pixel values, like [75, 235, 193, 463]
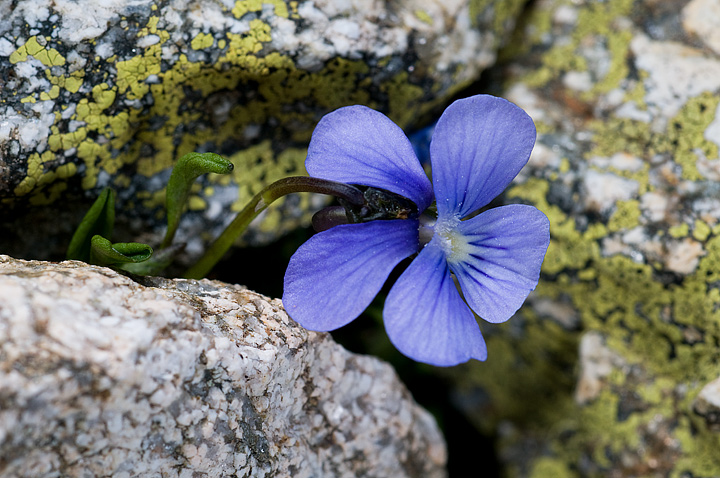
[419, 215, 471, 264]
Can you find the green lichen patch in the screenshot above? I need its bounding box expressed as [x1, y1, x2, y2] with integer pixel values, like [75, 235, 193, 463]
[470, 0, 527, 35]
[588, 117, 655, 159]
[232, 0, 289, 19]
[693, 220, 712, 242]
[451, 0, 720, 474]
[509, 178, 604, 275]
[529, 458, 575, 478]
[664, 93, 720, 181]
[478, 160, 720, 476]
[10, 36, 66, 67]
[447, 311, 578, 435]
[588, 91, 719, 187]
[479, 207, 720, 475]
[607, 199, 641, 232]
[669, 223, 690, 238]
[505, 0, 634, 101]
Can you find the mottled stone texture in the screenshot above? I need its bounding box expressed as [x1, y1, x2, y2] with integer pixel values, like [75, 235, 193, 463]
[0, 0, 525, 260]
[444, 0, 720, 476]
[0, 255, 446, 478]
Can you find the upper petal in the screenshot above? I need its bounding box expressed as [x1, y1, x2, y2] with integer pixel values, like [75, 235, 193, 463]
[430, 95, 536, 217]
[283, 219, 419, 331]
[306, 105, 434, 211]
[448, 204, 550, 323]
[384, 243, 488, 366]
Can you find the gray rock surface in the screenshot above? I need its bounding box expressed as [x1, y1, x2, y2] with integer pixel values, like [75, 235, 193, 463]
[0, 255, 446, 477]
[0, 0, 526, 260]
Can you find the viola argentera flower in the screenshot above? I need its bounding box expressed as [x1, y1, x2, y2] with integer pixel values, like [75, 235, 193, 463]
[282, 95, 550, 366]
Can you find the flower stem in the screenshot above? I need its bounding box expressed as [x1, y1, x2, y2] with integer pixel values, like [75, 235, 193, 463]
[183, 177, 364, 279]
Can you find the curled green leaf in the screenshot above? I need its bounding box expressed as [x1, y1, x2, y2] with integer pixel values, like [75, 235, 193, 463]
[67, 188, 116, 262]
[162, 152, 234, 248]
[119, 242, 185, 275]
[89, 235, 153, 266]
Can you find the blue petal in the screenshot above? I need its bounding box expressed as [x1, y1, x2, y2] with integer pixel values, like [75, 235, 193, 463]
[306, 105, 434, 211]
[448, 205, 550, 323]
[283, 219, 419, 331]
[384, 244, 488, 366]
[430, 95, 536, 218]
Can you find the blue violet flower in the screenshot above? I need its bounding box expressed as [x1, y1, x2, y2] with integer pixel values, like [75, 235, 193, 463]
[282, 95, 550, 366]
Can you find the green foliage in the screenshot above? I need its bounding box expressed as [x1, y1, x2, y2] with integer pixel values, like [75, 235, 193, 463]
[67, 152, 234, 276]
[120, 243, 185, 276]
[66, 187, 116, 262]
[162, 152, 234, 248]
[89, 236, 153, 266]
[67, 187, 154, 269]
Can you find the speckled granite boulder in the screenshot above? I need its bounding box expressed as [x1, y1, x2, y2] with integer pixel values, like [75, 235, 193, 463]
[443, 0, 720, 476]
[0, 255, 446, 478]
[0, 0, 525, 261]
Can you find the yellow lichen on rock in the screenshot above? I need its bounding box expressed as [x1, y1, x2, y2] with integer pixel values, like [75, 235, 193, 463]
[232, 0, 289, 19]
[10, 36, 66, 67]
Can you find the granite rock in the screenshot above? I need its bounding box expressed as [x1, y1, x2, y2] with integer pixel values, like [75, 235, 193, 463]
[443, 0, 720, 475]
[0, 255, 446, 477]
[0, 0, 526, 261]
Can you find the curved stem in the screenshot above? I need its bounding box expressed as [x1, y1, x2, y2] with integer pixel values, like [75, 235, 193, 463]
[184, 177, 363, 279]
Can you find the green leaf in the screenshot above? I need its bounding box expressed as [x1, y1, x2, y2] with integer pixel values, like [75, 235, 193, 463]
[119, 243, 185, 275]
[162, 152, 234, 248]
[66, 188, 116, 262]
[89, 235, 153, 266]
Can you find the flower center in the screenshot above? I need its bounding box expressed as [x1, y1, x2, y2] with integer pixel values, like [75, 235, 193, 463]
[421, 215, 471, 264]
